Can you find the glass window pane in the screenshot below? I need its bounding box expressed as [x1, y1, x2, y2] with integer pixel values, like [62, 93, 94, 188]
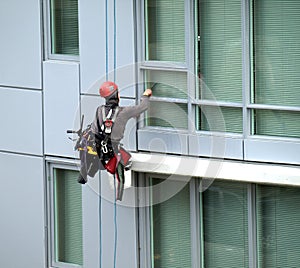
[198, 0, 242, 102]
[150, 178, 191, 268]
[145, 0, 185, 62]
[145, 70, 188, 99]
[253, 109, 300, 138]
[252, 0, 300, 106]
[147, 101, 188, 129]
[257, 185, 300, 268]
[202, 181, 249, 268]
[197, 106, 243, 134]
[50, 0, 79, 56]
[54, 168, 83, 266]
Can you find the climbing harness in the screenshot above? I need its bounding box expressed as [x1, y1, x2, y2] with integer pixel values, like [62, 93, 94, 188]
[94, 105, 131, 201]
[95, 106, 119, 162]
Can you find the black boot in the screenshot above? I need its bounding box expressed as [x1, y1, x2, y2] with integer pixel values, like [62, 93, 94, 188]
[78, 173, 87, 184]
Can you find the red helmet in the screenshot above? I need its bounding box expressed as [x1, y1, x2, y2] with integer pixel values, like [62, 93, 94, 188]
[99, 81, 118, 98]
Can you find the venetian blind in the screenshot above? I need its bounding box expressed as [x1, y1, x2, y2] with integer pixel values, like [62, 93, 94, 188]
[202, 181, 249, 268]
[145, 70, 188, 129]
[146, 0, 185, 62]
[50, 0, 79, 55]
[150, 178, 191, 268]
[199, 0, 242, 102]
[253, 0, 300, 138]
[199, 0, 243, 133]
[257, 185, 300, 267]
[54, 169, 83, 266]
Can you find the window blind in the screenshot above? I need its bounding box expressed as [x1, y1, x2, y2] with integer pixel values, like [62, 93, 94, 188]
[150, 178, 191, 268]
[199, 0, 242, 103]
[254, 109, 300, 138]
[147, 101, 188, 129]
[146, 0, 185, 62]
[202, 181, 249, 268]
[50, 0, 79, 56]
[198, 106, 243, 133]
[54, 169, 83, 266]
[144, 63, 188, 130]
[257, 185, 300, 267]
[146, 70, 188, 99]
[253, 0, 300, 138]
[253, 0, 300, 107]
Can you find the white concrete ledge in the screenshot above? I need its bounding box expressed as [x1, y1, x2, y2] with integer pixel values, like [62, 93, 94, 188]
[45, 153, 300, 187]
[131, 152, 300, 187]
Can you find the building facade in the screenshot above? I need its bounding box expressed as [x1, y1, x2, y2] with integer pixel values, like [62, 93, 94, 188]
[0, 0, 299, 267]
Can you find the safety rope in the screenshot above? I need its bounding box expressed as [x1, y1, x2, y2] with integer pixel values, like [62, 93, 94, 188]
[113, 0, 117, 82]
[113, 1, 118, 266]
[102, 1, 118, 267]
[105, 0, 108, 80]
[113, 174, 118, 268]
[99, 171, 102, 268]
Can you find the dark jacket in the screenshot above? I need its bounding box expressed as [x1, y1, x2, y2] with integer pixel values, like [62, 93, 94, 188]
[91, 95, 150, 143]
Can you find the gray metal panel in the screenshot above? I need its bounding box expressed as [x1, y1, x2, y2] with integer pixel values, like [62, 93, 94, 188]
[244, 138, 300, 165]
[79, 0, 136, 98]
[0, 152, 45, 268]
[0, 87, 43, 155]
[114, 0, 136, 98]
[138, 129, 189, 155]
[43, 61, 80, 158]
[81, 95, 104, 126]
[81, 96, 137, 151]
[189, 134, 244, 160]
[78, 0, 107, 94]
[0, 0, 42, 89]
[99, 171, 138, 268]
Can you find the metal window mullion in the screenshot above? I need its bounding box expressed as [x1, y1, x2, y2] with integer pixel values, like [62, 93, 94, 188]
[248, 183, 257, 268]
[140, 63, 188, 72]
[150, 96, 188, 104]
[48, 163, 56, 267]
[136, 0, 146, 130]
[248, 103, 300, 112]
[190, 179, 201, 268]
[187, 0, 196, 134]
[137, 173, 152, 268]
[199, 179, 205, 268]
[193, 99, 244, 108]
[242, 0, 252, 139]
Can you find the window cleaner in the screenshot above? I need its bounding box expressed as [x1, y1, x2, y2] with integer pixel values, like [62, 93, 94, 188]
[68, 81, 152, 201]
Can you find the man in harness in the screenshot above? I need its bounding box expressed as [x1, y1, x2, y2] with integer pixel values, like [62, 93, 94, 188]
[91, 81, 152, 200]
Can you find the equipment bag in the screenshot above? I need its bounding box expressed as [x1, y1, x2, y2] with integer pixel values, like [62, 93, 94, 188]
[67, 116, 99, 184]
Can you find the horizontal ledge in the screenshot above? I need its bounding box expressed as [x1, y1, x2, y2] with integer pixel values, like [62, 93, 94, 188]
[131, 152, 300, 187]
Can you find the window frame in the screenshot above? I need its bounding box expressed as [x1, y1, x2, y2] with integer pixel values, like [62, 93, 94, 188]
[136, 0, 300, 164]
[137, 0, 198, 155]
[43, 0, 80, 61]
[137, 173, 201, 268]
[249, 0, 300, 139]
[139, 175, 300, 268]
[46, 162, 83, 268]
[138, 0, 193, 127]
